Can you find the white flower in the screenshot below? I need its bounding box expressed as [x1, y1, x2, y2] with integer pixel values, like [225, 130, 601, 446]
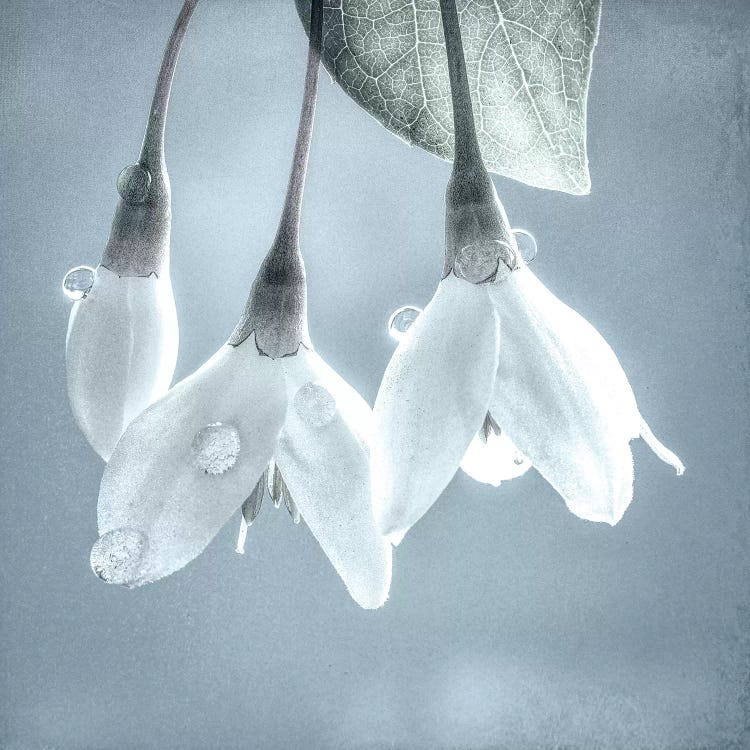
[372, 188, 683, 542]
[93, 333, 391, 609]
[92, 220, 392, 610]
[65, 0, 199, 459]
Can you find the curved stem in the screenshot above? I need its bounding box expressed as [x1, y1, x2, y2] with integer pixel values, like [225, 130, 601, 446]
[439, 0, 483, 173]
[139, 0, 200, 169]
[273, 0, 324, 250]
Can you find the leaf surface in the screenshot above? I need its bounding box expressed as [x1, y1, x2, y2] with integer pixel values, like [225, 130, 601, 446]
[296, 0, 600, 194]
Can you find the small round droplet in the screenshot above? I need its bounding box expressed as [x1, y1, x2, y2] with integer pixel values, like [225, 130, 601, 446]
[294, 382, 336, 428]
[512, 228, 538, 264]
[388, 306, 422, 341]
[117, 163, 152, 205]
[191, 422, 241, 475]
[90, 527, 147, 586]
[62, 265, 95, 300]
[454, 239, 515, 283]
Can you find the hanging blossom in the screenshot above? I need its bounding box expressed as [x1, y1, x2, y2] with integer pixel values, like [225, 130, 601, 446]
[371, 0, 684, 543]
[65, 0, 200, 460]
[91, 0, 391, 609]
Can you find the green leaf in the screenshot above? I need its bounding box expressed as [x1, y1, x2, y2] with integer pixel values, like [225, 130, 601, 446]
[296, 0, 601, 195]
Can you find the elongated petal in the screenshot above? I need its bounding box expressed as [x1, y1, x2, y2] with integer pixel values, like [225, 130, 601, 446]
[460, 428, 531, 487]
[372, 274, 500, 540]
[66, 265, 178, 460]
[96, 339, 287, 585]
[488, 268, 681, 525]
[274, 349, 391, 609]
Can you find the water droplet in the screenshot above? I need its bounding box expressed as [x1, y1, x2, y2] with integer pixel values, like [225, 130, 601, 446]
[62, 266, 95, 300]
[117, 163, 151, 205]
[388, 306, 422, 341]
[512, 229, 538, 263]
[90, 527, 147, 586]
[191, 422, 241, 475]
[454, 239, 515, 283]
[294, 381, 336, 427]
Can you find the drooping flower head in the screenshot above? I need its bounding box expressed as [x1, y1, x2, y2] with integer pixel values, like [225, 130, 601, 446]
[372, 0, 684, 543]
[65, 1, 201, 459]
[91, 0, 391, 609]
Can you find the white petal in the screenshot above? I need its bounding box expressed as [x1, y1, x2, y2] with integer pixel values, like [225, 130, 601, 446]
[460, 429, 531, 487]
[489, 268, 681, 525]
[274, 349, 391, 610]
[66, 265, 178, 460]
[96, 339, 287, 585]
[372, 274, 500, 540]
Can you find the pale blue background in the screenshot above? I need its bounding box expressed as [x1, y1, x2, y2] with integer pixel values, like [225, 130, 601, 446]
[0, 1, 748, 748]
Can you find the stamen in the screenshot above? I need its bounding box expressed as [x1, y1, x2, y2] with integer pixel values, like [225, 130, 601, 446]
[283, 484, 301, 524]
[479, 412, 501, 443]
[639, 417, 685, 475]
[269, 462, 283, 508]
[235, 471, 266, 554]
[235, 517, 249, 555]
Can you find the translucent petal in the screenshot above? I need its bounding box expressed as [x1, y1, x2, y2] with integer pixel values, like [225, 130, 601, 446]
[66, 265, 178, 460]
[488, 268, 682, 525]
[96, 339, 287, 584]
[372, 274, 500, 540]
[274, 349, 391, 610]
[460, 428, 531, 487]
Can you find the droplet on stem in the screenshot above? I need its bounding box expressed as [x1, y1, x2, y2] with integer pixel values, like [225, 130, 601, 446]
[90, 527, 147, 586]
[62, 266, 95, 300]
[454, 239, 515, 283]
[191, 422, 241, 475]
[388, 306, 422, 341]
[117, 163, 152, 205]
[512, 228, 538, 263]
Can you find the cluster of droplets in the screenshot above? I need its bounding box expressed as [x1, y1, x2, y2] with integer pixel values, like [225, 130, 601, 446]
[387, 229, 537, 339]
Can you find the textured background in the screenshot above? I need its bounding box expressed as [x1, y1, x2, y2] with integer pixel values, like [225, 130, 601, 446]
[0, 1, 748, 748]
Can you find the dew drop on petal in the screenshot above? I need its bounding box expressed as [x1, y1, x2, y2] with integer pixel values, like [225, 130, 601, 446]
[90, 527, 147, 586]
[191, 422, 241, 475]
[117, 163, 152, 205]
[62, 266, 95, 300]
[512, 228, 538, 264]
[294, 381, 336, 428]
[388, 306, 422, 341]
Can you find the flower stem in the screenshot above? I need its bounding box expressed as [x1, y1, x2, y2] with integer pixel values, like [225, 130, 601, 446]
[438, 0, 483, 174]
[139, 0, 200, 170]
[273, 0, 325, 250]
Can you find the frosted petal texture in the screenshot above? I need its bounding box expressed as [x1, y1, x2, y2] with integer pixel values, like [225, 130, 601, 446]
[460, 429, 531, 487]
[66, 265, 178, 460]
[275, 350, 391, 609]
[372, 274, 500, 539]
[488, 268, 643, 524]
[97, 342, 287, 584]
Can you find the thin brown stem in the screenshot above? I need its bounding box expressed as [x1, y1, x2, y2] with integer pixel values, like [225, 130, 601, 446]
[439, 0, 483, 173]
[139, 0, 200, 168]
[273, 0, 324, 250]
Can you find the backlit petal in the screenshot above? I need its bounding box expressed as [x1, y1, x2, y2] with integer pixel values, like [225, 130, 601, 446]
[489, 268, 681, 525]
[66, 265, 178, 460]
[372, 274, 500, 540]
[275, 349, 391, 609]
[96, 339, 286, 585]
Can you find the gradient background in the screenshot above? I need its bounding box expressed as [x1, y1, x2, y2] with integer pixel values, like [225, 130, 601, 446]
[1, 1, 748, 748]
